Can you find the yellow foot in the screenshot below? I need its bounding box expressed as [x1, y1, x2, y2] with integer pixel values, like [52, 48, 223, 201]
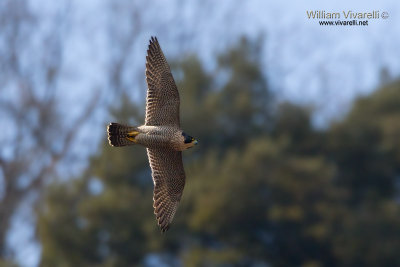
[126, 131, 139, 143]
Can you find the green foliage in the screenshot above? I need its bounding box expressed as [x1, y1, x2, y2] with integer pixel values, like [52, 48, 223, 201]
[37, 38, 400, 267]
[328, 82, 400, 203]
[0, 259, 19, 267]
[185, 138, 340, 265]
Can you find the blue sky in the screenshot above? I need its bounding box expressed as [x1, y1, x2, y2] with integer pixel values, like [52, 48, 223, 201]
[45, 0, 400, 128]
[5, 0, 400, 266]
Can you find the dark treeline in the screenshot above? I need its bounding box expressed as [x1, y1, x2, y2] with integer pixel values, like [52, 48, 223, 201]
[37, 38, 400, 267]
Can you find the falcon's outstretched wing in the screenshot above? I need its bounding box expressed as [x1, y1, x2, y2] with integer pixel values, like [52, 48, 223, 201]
[145, 37, 180, 127]
[147, 148, 185, 232]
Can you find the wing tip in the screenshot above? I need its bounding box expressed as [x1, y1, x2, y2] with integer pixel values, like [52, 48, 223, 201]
[150, 36, 158, 43]
[156, 213, 171, 233]
[146, 36, 161, 64]
[160, 224, 170, 233]
[153, 199, 173, 233]
[149, 36, 159, 48]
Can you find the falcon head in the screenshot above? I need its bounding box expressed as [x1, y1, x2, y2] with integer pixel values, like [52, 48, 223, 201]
[181, 132, 198, 149]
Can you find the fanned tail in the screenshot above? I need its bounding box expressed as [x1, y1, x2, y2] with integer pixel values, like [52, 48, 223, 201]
[107, 123, 139, 147]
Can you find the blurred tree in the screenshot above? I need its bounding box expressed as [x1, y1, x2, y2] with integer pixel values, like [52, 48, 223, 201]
[327, 80, 400, 204]
[272, 102, 323, 155]
[173, 55, 214, 151]
[0, 260, 18, 267]
[0, 0, 98, 260]
[39, 97, 153, 267]
[105, 0, 148, 100]
[333, 201, 400, 266]
[184, 138, 341, 266]
[212, 37, 272, 147]
[37, 32, 400, 267]
[327, 80, 400, 266]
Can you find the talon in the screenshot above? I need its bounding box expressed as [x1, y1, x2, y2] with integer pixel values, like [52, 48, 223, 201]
[127, 131, 139, 143]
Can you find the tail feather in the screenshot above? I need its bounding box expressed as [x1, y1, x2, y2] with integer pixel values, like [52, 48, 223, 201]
[107, 123, 138, 147]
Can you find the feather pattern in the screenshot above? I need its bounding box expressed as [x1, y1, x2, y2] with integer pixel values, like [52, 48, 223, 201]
[147, 148, 185, 232]
[145, 36, 180, 127]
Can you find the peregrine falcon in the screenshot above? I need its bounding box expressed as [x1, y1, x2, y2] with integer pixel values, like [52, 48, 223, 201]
[107, 37, 198, 232]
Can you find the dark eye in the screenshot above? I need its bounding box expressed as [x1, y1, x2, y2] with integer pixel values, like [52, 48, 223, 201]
[182, 132, 193, 144]
[184, 135, 192, 144]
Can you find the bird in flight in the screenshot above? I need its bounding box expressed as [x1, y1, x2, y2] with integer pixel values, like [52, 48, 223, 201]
[107, 37, 198, 232]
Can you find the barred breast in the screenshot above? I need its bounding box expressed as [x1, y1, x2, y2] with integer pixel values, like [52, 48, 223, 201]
[136, 125, 181, 150]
